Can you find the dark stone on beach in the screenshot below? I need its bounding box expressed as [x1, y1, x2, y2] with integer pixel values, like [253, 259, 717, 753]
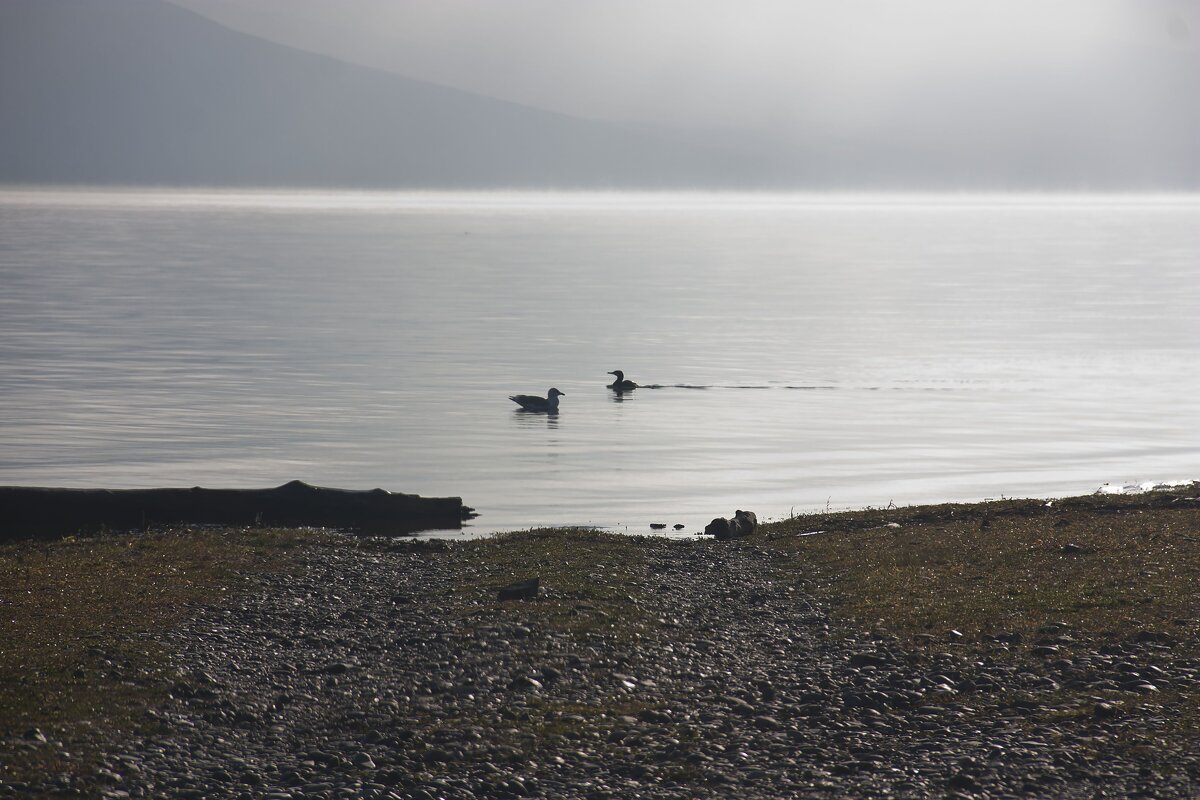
[705, 517, 732, 538]
[673, 524, 685, 530]
[637, 708, 672, 724]
[650, 523, 666, 530]
[848, 653, 890, 669]
[704, 509, 758, 540]
[735, 509, 757, 535]
[498, 578, 540, 601]
[725, 697, 757, 716]
[511, 675, 544, 691]
[1133, 630, 1174, 645]
[947, 773, 981, 792]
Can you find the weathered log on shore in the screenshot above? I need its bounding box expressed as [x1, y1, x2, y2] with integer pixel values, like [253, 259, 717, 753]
[0, 480, 470, 540]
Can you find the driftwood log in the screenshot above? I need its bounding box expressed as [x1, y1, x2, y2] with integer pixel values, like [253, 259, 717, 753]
[0, 480, 470, 540]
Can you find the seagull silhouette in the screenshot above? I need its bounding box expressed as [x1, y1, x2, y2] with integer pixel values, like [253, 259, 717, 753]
[509, 387, 565, 412]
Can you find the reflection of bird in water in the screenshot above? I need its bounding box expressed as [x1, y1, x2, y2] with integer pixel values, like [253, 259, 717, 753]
[509, 387, 565, 412]
[607, 370, 638, 391]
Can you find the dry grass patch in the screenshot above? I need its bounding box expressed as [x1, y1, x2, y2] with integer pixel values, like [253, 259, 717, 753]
[765, 489, 1200, 643]
[766, 488, 1200, 750]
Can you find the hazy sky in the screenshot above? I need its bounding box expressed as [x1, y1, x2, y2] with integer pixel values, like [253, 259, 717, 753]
[3, 0, 1183, 188]
[170, 0, 1195, 135]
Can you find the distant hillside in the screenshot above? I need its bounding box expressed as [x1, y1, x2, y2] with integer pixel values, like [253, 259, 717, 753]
[2, 0, 1197, 190]
[0, 0, 767, 188]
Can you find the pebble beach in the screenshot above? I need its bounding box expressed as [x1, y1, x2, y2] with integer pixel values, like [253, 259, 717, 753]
[3, 489, 1200, 798]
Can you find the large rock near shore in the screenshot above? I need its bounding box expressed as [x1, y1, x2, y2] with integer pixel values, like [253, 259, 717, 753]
[704, 509, 758, 540]
[0, 480, 468, 539]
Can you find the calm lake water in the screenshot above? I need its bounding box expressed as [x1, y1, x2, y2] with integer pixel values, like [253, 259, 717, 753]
[1, 189, 1197, 535]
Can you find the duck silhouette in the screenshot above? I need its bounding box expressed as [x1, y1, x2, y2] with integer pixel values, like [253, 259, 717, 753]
[607, 370, 638, 391]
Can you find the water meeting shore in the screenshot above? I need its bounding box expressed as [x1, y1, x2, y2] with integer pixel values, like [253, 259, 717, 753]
[2, 484, 1198, 798]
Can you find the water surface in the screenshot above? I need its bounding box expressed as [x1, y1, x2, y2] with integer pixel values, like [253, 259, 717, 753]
[1, 189, 1196, 534]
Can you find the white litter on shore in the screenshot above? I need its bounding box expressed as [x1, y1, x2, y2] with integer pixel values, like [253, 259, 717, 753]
[1095, 479, 1197, 495]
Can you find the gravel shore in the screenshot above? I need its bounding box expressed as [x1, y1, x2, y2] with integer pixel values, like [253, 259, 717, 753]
[5, 532, 1199, 799]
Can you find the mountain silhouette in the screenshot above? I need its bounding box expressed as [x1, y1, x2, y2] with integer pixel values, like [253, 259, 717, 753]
[0, 0, 766, 188]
